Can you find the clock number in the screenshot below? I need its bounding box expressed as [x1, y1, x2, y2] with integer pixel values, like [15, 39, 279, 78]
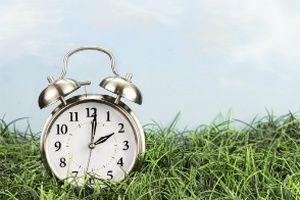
[71, 171, 79, 176]
[54, 141, 61, 151]
[60, 157, 66, 168]
[123, 141, 129, 150]
[107, 170, 113, 180]
[106, 111, 110, 122]
[69, 112, 78, 122]
[117, 157, 124, 167]
[118, 123, 125, 133]
[86, 107, 97, 118]
[56, 124, 68, 135]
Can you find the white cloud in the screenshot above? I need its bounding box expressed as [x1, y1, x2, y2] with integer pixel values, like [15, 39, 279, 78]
[0, 0, 184, 64]
[228, 1, 300, 66]
[92, 0, 183, 31]
[0, 1, 63, 63]
[186, 0, 300, 71]
[1, 0, 300, 130]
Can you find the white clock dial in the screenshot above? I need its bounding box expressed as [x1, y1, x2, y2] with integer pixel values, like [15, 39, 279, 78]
[43, 99, 139, 185]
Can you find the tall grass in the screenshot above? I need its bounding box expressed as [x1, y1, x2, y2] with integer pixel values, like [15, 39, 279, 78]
[1, 114, 300, 199]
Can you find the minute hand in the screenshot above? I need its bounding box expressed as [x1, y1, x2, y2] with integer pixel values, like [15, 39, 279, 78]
[91, 114, 97, 143]
[94, 133, 115, 146]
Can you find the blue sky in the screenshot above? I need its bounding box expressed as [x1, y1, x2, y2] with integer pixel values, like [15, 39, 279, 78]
[1, 0, 300, 132]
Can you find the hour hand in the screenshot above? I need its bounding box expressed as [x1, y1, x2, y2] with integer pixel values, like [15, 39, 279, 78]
[93, 132, 115, 146]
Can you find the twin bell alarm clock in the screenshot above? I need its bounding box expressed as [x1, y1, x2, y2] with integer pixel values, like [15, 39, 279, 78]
[38, 46, 145, 186]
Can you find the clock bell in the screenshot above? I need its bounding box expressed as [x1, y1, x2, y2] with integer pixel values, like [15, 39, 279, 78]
[38, 46, 142, 109]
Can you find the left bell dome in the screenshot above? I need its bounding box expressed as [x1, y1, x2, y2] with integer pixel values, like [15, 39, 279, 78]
[38, 76, 81, 109]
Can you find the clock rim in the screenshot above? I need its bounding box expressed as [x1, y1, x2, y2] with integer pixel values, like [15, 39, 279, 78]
[40, 93, 145, 185]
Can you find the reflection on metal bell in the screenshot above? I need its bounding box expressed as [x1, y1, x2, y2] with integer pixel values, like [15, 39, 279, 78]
[38, 76, 91, 109]
[99, 73, 142, 105]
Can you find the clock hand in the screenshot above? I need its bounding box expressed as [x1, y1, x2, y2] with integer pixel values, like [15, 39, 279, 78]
[87, 114, 98, 172]
[89, 114, 97, 149]
[93, 132, 115, 146]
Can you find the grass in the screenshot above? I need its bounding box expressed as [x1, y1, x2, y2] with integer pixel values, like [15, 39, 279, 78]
[1, 113, 300, 199]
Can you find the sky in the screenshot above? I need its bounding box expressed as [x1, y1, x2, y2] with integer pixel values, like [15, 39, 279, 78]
[1, 0, 300, 132]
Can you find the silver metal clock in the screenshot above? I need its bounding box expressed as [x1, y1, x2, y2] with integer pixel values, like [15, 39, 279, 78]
[38, 46, 145, 186]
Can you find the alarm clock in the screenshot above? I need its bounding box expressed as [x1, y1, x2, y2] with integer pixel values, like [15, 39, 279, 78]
[38, 46, 145, 186]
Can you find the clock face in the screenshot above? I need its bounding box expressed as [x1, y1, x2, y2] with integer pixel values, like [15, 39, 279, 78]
[43, 98, 140, 185]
